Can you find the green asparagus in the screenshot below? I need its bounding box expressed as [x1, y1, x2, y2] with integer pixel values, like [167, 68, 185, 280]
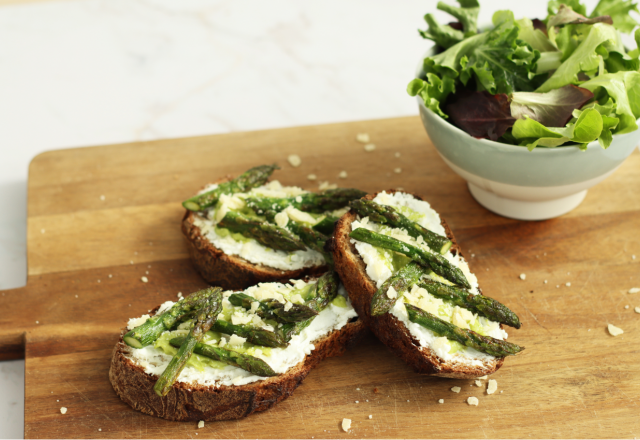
[350, 199, 452, 254]
[405, 303, 524, 357]
[349, 228, 471, 289]
[245, 188, 367, 214]
[312, 215, 338, 235]
[281, 271, 340, 340]
[228, 292, 318, 323]
[123, 287, 222, 348]
[218, 211, 306, 252]
[371, 262, 425, 316]
[212, 320, 288, 348]
[418, 280, 521, 329]
[182, 164, 278, 211]
[153, 290, 223, 396]
[169, 337, 277, 377]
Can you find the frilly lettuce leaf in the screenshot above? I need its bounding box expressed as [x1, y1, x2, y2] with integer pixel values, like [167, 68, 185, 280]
[591, 0, 639, 33]
[419, 0, 480, 50]
[407, 74, 456, 118]
[548, 0, 588, 16]
[516, 18, 558, 52]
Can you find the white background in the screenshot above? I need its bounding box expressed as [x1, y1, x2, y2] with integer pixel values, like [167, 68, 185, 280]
[0, 0, 615, 437]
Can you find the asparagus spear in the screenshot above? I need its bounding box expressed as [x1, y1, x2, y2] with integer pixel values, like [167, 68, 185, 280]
[218, 211, 307, 252]
[264, 210, 333, 264]
[245, 188, 367, 214]
[228, 292, 318, 323]
[350, 199, 452, 254]
[169, 337, 277, 377]
[405, 303, 524, 357]
[371, 262, 426, 316]
[123, 287, 222, 348]
[281, 271, 341, 340]
[418, 280, 521, 329]
[349, 228, 471, 289]
[313, 215, 338, 235]
[153, 290, 223, 396]
[212, 320, 288, 348]
[182, 164, 278, 212]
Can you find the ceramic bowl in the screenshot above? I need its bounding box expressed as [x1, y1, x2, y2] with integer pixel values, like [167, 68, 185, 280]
[415, 62, 640, 220]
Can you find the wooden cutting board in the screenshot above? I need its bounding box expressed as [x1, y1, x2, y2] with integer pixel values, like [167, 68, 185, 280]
[1, 116, 639, 439]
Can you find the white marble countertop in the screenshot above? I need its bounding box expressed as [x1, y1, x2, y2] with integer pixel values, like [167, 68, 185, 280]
[0, 0, 609, 437]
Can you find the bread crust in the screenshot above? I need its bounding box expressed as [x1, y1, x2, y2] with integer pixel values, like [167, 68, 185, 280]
[109, 318, 366, 421]
[181, 177, 327, 290]
[331, 190, 504, 379]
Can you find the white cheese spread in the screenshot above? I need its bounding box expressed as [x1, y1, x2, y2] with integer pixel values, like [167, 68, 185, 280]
[124, 280, 357, 387]
[192, 180, 325, 271]
[350, 191, 508, 367]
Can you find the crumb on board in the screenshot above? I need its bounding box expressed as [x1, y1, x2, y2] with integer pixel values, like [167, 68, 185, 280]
[198, 421, 205, 429]
[368, 415, 372, 419]
[373, 388, 379, 393]
[318, 181, 338, 190]
[395, 152, 400, 158]
[287, 154, 301, 167]
[100, 195, 105, 201]
[342, 418, 351, 432]
[393, 167, 402, 174]
[478, 375, 488, 380]
[608, 324, 624, 336]
[566, 282, 571, 287]
[355, 401, 359, 404]
[141, 276, 148, 283]
[356, 133, 370, 143]
[487, 379, 498, 395]
[339, 171, 348, 179]
[629, 287, 640, 294]
[364, 143, 376, 152]
[625, 305, 629, 309]
[475, 380, 482, 387]
[307, 174, 317, 181]
[438, 399, 444, 404]
[519, 273, 526, 280]
[467, 397, 479, 406]
[544, 280, 548, 284]
[60, 407, 67, 415]
[451, 386, 461, 393]
[635, 307, 640, 314]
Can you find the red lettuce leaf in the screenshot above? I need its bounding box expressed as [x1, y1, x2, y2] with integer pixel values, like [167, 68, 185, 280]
[444, 91, 516, 140]
[510, 85, 594, 127]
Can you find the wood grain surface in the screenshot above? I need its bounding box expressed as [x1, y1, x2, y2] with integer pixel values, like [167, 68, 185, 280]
[1, 116, 639, 438]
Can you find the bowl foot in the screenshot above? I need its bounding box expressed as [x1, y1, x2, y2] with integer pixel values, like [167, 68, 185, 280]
[468, 183, 587, 221]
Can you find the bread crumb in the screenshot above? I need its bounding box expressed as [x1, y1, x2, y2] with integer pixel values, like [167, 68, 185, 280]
[500, 390, 503, 393]
[318, 181, 338, 190]
[519, 273, 526, 280]
[487, 379, 498, 395]
[373, 387, 379, 393]
[60, 407, 67, 414]
[474, 380, 482, 387]
[566, 282, 571, 287]
[395, 152, 401, 158]
[98, 429, 102, 432]
[40, 228, 45, 234]
[451, 386, 461, 393]
[356, 388, 360, 391]
[35, 321, 39, 324]
[544, 280, 548, 284]
[368, 414, 372, 419]
[438, 399, 444, 404]
[287, 154, 301, 167]
[356, 133, 370, 143]
[629, 287, 640, 294]
[177, 292, 183, 299]
[197, 420, 204, 429]
[355, 400, 359, 404]
[108, 274, 112, 278]
[338, 171, 348, 179]
[393, 167, 402, 174]
[478, 375, 488, 380]
[364, 143, 376, 152]
[635, 306, 640, 314]
[467, 397, 479, 406]
[406, 400, 410, 402]
[100, 195, 105, 201]
[307, 174, 317, 181]
[608, 324, 624, 336]
[130, 261, 133, 265]
[556, 285, 560, 288]
[625, 305, 629, 309]
[633, 255, 636, 260]
[342, 418, 351, 432]
[141, 276, 148, 283]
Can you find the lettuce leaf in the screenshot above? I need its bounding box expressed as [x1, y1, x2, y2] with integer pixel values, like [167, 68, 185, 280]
[591, 0, 639, 33]
[419, 0, 480, 50]
[510, 85, 594, 127]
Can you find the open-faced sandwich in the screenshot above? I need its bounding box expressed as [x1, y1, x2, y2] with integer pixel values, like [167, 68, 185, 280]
[182, 164, 366, 289]
[109, 271, 365, 421]
[331, 190, 524, 378]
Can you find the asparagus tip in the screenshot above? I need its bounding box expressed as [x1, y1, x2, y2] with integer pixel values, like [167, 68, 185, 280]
[123, 336, 143, 349]
[440, 241, 453, 255]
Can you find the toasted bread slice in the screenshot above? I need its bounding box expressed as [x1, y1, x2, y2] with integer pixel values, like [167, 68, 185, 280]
[109, 280, 366, 421]
[181, 177, 328, 290]
[331, 190, 505, 379]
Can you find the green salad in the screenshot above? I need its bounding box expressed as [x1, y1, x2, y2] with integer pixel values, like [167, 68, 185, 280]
[408, 0, 640, 150]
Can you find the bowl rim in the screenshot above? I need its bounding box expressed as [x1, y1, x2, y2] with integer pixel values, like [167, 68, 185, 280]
[415, 45, 639, 155]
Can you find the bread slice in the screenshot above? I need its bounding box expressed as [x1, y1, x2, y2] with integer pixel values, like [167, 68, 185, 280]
[109, 291, 366, 421]
[181, 177, 328, 290]
[331, 190, 505, 379]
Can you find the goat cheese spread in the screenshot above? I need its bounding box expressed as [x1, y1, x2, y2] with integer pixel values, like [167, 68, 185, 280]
[192, 180, 330, 271]
[350, 191, 508, 367]
[124, 280, 357, 387]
